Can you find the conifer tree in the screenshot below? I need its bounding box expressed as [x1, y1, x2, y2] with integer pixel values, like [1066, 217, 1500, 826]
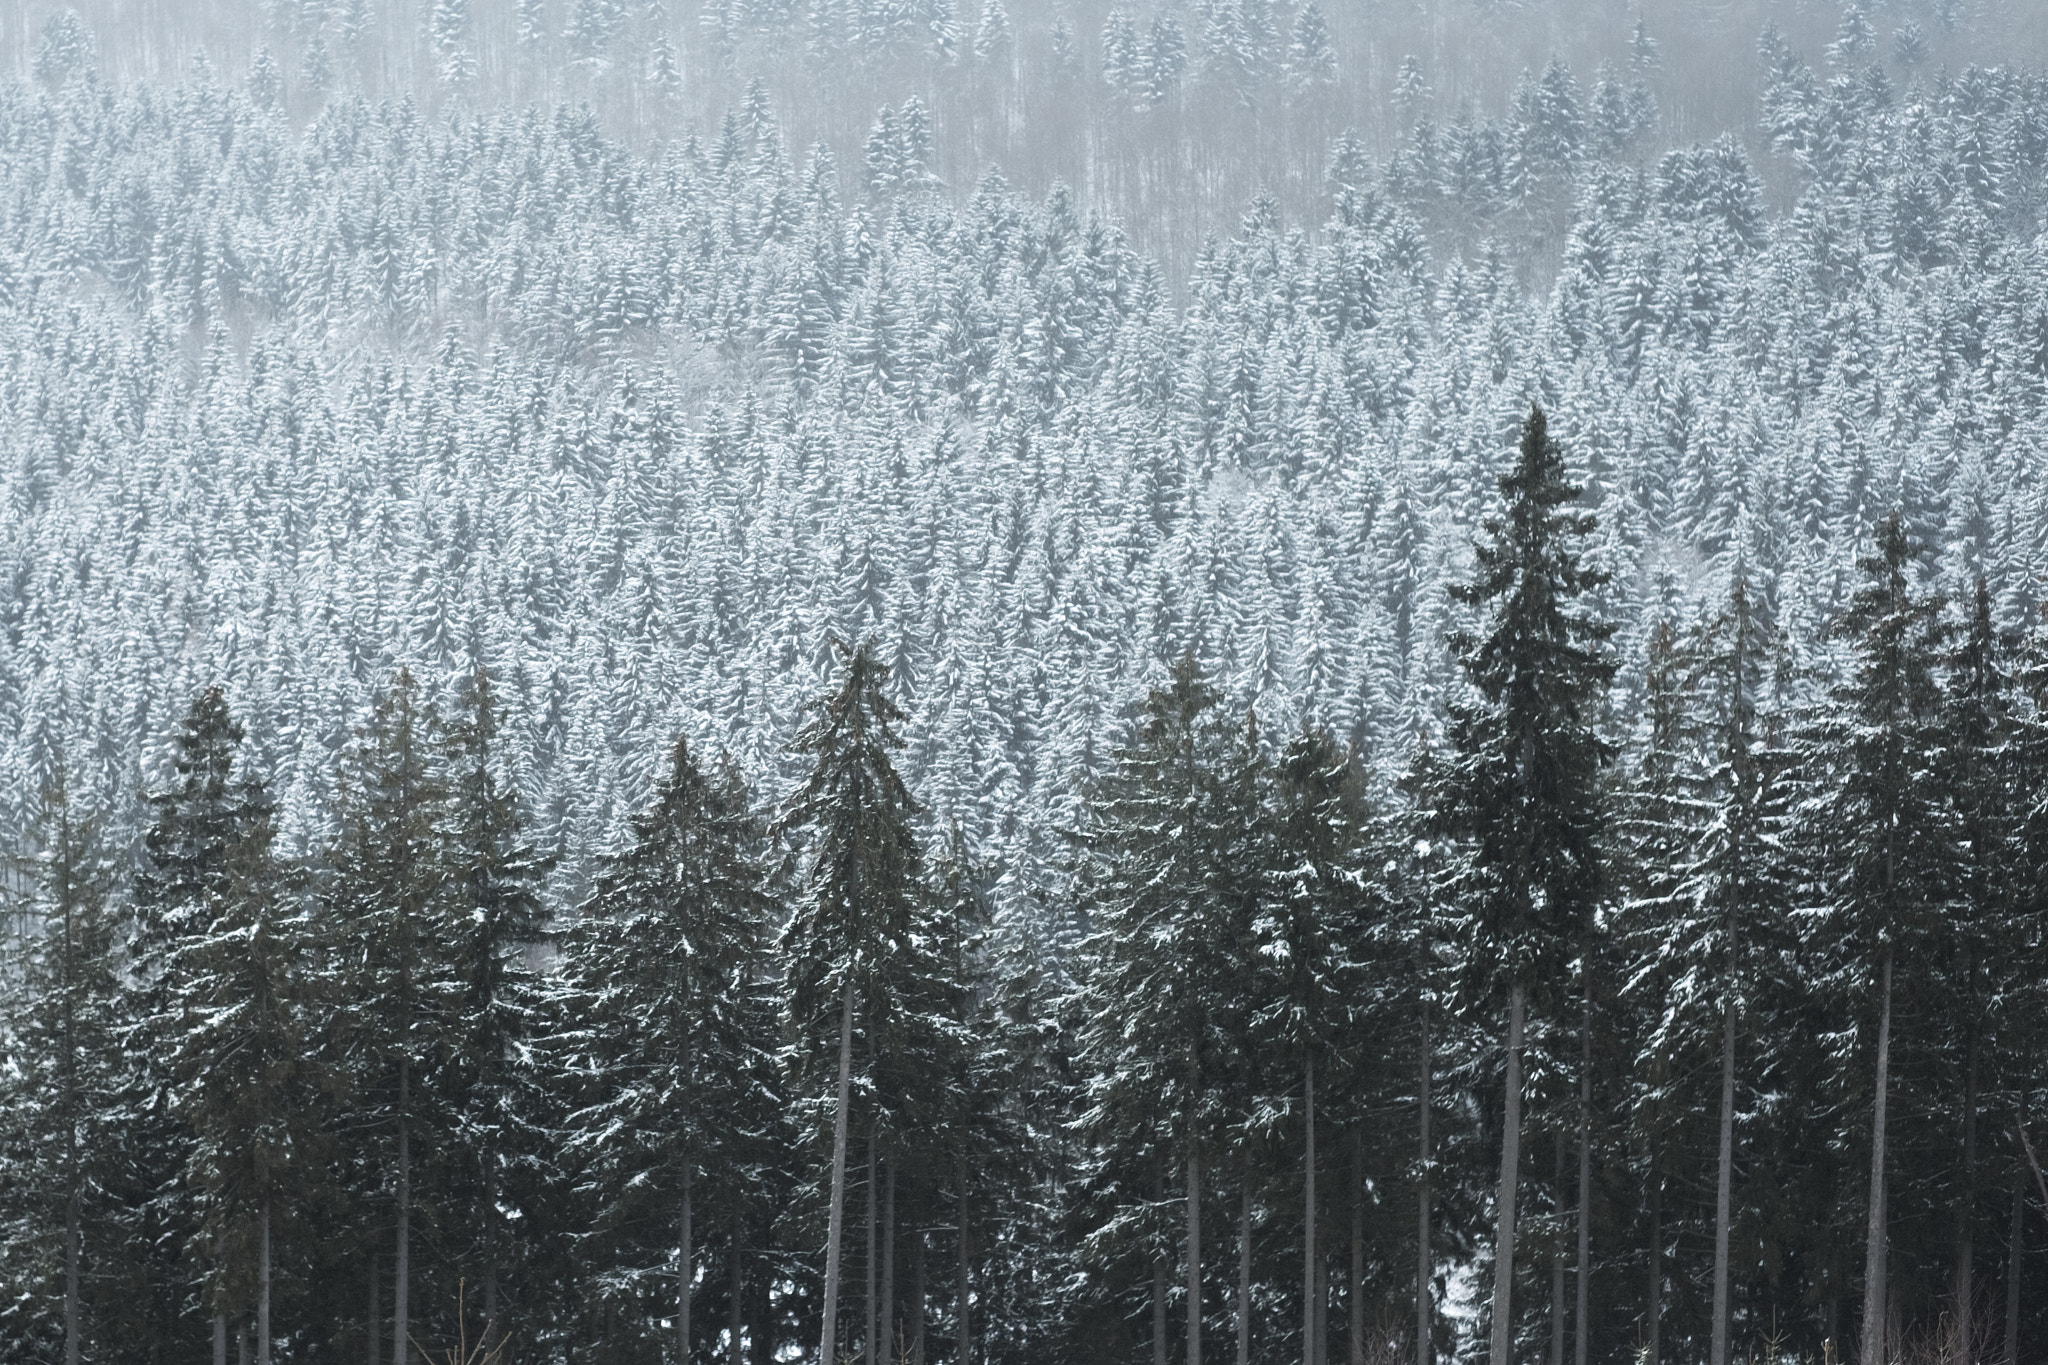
[560, 733, 777, 1362]
[777, 639, 925, 1365]
[1433, 408, 1615, 1365]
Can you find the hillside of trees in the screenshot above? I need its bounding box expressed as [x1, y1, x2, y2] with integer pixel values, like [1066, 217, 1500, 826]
[3, 1, 2048, 1363]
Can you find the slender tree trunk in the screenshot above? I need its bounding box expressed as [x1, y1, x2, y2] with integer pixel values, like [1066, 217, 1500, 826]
[239, 1320, 251, 1365]
[1646, 1174, 1660, 1365]
[958, 1153, 972, 1365]
[1711, 997, 1736, 1365]
[730, 1216, 745, 1365]
[2006, 1182, 2023, 1365]
[1861, 951, 1894, 1365]
[1188, 1147, 1203, 1365]
[866, 1134, 878, 1365]
[1352, 1130, 1365, 1365]
[258, 1200, 272, 1365]
[1417, 996, 1432, 1365]
[1154, 1249, 1168, 1365]
[1549, 1137, 1564, 1365]
[681, 1163, 694, 1365]
[1955, 1035, 1978, 1365]
[64, 1174, 79, 1365]
[882, 1158, 896, 1364]
[1304, 1053, 1317, 1365]
[1575, 1000, 1590, 1365]
[367, 1253, 380, 1365]
[62, 880, 81, 1365]
[820, 983, 856, 1365]
[911, 1229, 926, 1365]
[216, 1313, 228, 1365]
[1238, 1181, 1252, 1365]
[394, 1057, 411, 1365]
[1489, 984, 1527, 1365]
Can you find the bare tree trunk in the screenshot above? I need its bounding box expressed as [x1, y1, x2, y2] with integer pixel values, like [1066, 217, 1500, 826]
[367, 1253, 380, 1365]
[866, 1134, 878, 1365]
[881, 1158, 895, 1364]
[1860, 951, 1894, 1365]
[1154, 1249, 1168, 1365]
[681, 1163, 694, 1365]
[2006, 1182, 2023, 1365]
[1187, 1147, 1203, 1365]
[1417, 995, 1432, 1365]
[1352, 1130, 1365, 1365]
[1711, 997, 1736, 1365]
[1549, 1137, 1564, 1365]
[1575, 1001, 1590, 1365]
[820, 983, 856, 1365]
[64, 1175, 79, 1365]
[258, 1200, 272, 1365]
[911, 1229, 926, 1365]
[394, 1058, 411, 1365]
[216, 1313, 228, 1365]
[1955, 1035, 1978, 1365]
[1304, 1053, 1316, 1365]
[730, 1216, 744, 1365]
[1646, 1174, 1660, 1365]
[239, 1319, 251, 1365]
[1489, 984, 1526, 1365]
[1237, 1182, 1251, 1365]
[958, 1153, 972, 1365]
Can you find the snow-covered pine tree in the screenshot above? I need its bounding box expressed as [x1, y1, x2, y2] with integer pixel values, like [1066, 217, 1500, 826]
[1432, 407, 1615, 1365]
[776, 639, 925, 1365]
[324, 669, 462, 1365]
[558, 732, 778, 1363]
[1792, 514, 1949, 1365]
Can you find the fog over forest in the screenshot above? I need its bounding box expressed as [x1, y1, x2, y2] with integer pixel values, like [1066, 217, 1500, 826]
[4, 2, 2048, 1365]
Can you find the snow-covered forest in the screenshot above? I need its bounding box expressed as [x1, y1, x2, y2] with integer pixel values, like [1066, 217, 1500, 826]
[4, 0, 2048, 1362]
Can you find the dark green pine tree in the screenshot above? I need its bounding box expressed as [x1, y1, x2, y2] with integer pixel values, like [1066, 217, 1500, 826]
[441, 666, 550, 1345]
[558, 733, 778, 1363]
[1072, 653, 1262, 1365]
[325, 668, 461, 1365]
[1793, 514, 1949, 1365]
[775, 639, 925, 1365]
[1256, 725, 1374, 1365]
[131, 686, 284, 1362]
[155, 702, 318, 1365]
[1432, 407, 1615, 1365]
[0, 768, 120, 1365]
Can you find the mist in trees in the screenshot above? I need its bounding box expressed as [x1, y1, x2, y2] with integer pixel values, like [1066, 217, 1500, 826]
[5, 0, 2048, 1362]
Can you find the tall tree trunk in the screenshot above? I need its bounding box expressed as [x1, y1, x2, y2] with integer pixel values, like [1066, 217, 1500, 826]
[64, 1171, 79, 1365]
[239, 1320, 251, 1365]
[216, 1313, 228, 1365]
[1575, 1000, 1590, 1365]
[1155, 1158, 1168, 1365]
[1417, 996, 1432, 1365]
[680, 1163, 694, 1365]
[1489, 984, 1526, 1365]
[62, 877, 81, 1365]
[1549, 1137, 1564, 1365]
[881, 1158, 896, 1365]
[258, 1200, 272, 1365]
[2006, 1182, 2023, 1365]
[1646, 1174, 1660, 1365]
[1860, 951, 1894, 1365]
[866, 1134, 878, 1365]
[820, 983, 856, 1365]
[1187, 1147, 1203, 1365]
[1237, 1181, 1251, 1365]
[1352, 1130, 1365, 1365]
[730, 1216, 744, 1365]
[394, 1058, 410, 1365]
[911, 1229, 926, 1365]
[1304, 1053, 1317, 1365]
[367, 1253, 380, 1365]
[958, 1153, 973, 1365]
[1955, 1034, 1978, 1365]
[1711, 997, 1736, 1365]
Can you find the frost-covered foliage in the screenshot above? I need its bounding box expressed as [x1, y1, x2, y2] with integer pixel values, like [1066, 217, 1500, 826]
[2, 13, 2048, 1365]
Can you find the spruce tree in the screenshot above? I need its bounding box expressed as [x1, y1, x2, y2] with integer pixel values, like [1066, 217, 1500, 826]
[776, 639, 925, 1365]
[559, 733, 777, 1362]
[1433, 407, 1615, 1365]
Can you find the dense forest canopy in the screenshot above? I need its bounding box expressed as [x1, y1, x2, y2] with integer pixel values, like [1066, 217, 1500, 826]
[2, 1, 2048, 1364]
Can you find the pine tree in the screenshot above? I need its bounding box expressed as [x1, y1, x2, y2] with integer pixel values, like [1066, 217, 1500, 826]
[559, 733, 777, 1362]
[1794, 514, 1949, 1365]
[1433, 408, 1615, 1365]
[325, 669, 461, 1365]
[776, 639, 926, 1365]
